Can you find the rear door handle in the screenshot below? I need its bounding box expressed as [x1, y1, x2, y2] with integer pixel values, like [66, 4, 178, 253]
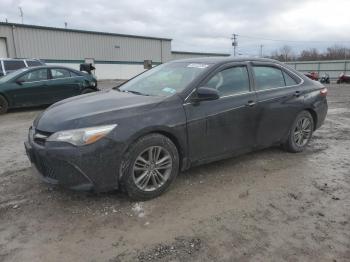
[294, 91, 301, 97]
[245, 100, 256, 107]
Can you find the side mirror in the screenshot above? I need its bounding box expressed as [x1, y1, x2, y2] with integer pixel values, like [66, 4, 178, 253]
[191, 87, 219, 102]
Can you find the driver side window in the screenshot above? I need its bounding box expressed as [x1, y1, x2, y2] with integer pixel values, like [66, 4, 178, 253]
[205, 66, 250, 97]
[17, 69, 48, 83]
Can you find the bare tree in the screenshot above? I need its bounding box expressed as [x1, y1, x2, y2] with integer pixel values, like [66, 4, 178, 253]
[280, 45, 293, 62]
[269, 45, 350, 61]
[299, 48, 321, 61]
[325, 45, 349, 60]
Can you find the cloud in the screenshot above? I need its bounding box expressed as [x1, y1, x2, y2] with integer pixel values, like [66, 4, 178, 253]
[0, 0, 349, 55]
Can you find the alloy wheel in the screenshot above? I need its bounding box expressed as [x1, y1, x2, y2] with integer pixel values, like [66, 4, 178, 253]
[293, 117, 312, 147]
[132, 146, 173, 192]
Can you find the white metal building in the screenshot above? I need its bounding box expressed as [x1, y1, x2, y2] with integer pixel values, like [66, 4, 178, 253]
[0, 22, 229, 79]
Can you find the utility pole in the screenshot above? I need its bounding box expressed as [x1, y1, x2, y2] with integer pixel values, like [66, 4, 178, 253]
[18, 7, 23, 24]
[232, 33, 238, 56]
[260, 45, 264, 57]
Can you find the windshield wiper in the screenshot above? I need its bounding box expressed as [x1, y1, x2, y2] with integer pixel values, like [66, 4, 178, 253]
[120, 90, 150, 96]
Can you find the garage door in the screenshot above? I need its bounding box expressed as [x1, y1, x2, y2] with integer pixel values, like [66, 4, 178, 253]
[0, 38, 8, 58]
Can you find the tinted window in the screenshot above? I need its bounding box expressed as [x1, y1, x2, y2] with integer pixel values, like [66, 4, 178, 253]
[206, 66, 250, 97]
[26, 60, 43, 67]
[70, 71, 81, 77]
[51, 68, 71, 79]
[4, 60, 26, 71]
[283, 71, 298, 86]
[253, 66, 285, 90]
[17, 69, 48, 82]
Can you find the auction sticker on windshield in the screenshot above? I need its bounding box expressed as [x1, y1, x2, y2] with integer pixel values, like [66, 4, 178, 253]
[162, 87, 176, 94]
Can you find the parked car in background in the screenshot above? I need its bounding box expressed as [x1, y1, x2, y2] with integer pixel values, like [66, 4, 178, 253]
[304, 71, 319, 81]
[25, 57, 328, 200]
[0, 65, 98, 114]
[337, 73, 350, 84]
[0, 58, 45, 77]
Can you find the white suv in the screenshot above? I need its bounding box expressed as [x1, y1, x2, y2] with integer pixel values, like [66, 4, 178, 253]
[0, 58, 45, 77]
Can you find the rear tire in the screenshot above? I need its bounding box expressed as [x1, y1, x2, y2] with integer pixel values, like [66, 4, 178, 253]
[121, 134, 179, 201]
[81, 88, 96, 94]
[283, 111, 314, 153]
[0, 95, 8, 115]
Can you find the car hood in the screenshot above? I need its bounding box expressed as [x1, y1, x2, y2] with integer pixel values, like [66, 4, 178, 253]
[34, 90, 166, 133]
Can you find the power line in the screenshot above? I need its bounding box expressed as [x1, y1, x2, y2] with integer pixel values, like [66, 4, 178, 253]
[237, 34, 350, 43]
[18, 7, 23, 24]
[231, 33, 238, 56]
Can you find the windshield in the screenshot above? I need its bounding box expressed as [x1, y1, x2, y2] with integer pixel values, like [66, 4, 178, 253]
[119, 62, 212, 96]
[0, 68, 28, 83]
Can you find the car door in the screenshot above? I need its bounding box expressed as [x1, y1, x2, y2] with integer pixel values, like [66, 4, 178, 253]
[49, 68, 82, 102]
[251, 63, 304, 147]
[184, 63, 258, 163]
[9, 68, 50, 106]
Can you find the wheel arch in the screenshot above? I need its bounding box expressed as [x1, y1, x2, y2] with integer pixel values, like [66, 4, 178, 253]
[123, 127, 187, 172]
[0, 92, 10, 106]
[304, 108, 318, 131]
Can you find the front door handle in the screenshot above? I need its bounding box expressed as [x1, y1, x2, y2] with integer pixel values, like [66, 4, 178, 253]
[245, 100, 256, 107]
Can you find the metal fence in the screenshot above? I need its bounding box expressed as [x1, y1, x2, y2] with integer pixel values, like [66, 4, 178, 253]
[286, 60, 350, 80]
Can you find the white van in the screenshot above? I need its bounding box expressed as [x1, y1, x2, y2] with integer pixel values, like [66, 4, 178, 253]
[0, 58, 45, 77]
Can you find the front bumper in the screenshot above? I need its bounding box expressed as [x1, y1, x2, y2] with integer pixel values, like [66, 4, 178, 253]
[25, 127, 124, 192]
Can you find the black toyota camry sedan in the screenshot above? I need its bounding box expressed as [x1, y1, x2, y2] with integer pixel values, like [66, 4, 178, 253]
[25, 57, 328, 200]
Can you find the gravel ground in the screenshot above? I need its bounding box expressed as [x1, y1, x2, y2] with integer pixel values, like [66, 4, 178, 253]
[0, 83, 349, 262]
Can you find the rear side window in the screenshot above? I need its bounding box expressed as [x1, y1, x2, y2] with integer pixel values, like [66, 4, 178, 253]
[70, 71, 81, 77]
[26, 60, 43, 67]
[253, 66, 286, 90]
[4, 60, 26, 71]
[283, 71, 298, 86]
[51, 68, 71, 79]
[17, 69, 48, 82]
[205, 66, 250, 97]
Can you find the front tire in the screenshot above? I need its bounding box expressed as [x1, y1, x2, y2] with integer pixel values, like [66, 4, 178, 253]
[81, 88, 96, 94]
[0, 95, 8, 114]
[121, 134, 179, 200]
[283, 111, 314, 153]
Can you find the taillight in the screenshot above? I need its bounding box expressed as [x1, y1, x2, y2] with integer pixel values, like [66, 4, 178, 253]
[320, 87, 328, 96]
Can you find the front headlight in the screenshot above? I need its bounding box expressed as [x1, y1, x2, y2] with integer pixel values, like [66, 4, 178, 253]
[47, 124, 117, 146]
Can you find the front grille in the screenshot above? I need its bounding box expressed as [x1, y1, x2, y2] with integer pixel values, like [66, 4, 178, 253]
[33, 129, 52, 146]
[33, 153, 89, 187]
[35, 156, 57, 179]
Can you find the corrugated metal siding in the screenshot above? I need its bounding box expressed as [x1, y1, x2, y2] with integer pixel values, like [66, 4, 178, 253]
[0, 26, 15, 57]
[171, 51, 230, 60]
[0, 24, 171, 62]
[161, 40, 172, 62]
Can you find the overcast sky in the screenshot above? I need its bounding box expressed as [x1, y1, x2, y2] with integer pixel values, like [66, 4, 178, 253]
[1, 0, 350, 56]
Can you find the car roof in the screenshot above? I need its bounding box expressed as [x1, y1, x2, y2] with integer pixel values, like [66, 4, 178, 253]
[170, 56, 282, 65]
[0, 58, 42, 61]
[20, 65, 77, 71]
